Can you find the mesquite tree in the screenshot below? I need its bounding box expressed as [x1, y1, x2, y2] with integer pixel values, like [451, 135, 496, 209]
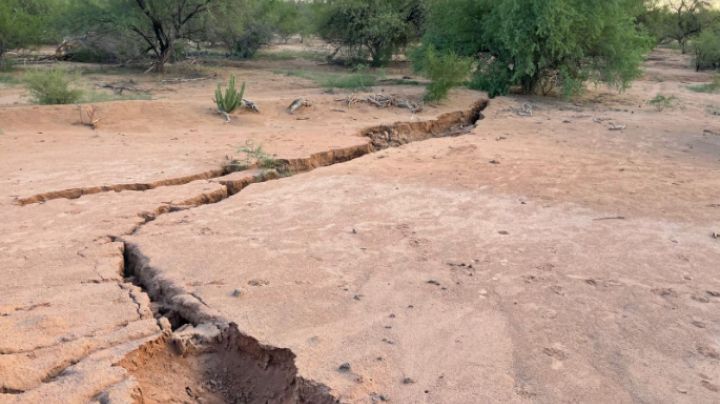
[0, 1, 44, 65]
[317, 0, 424, 67]
[419, 0, 651, 97]
[125, 0, 214, 72]
[76, 0, 216, 72]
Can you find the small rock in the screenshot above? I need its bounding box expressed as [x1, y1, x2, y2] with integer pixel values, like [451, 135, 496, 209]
[489, 159, 500, 164]
[427, 280, 441, 286]
[676, 386, 688, 394]
[248, 279, 269, 287]
[231, 288, 243, 297]
[158, 316, 172, 332]
[402, 377, 415, 385]
[370, 393, 388, 402]
[498, 230, 509, 235]
[338, 362, 352, 372]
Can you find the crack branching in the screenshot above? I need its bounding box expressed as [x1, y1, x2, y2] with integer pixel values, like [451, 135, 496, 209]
[14, 99, 488, 402]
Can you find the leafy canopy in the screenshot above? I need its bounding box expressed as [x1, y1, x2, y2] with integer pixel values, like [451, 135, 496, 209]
[317, 0, 424, 66]
[0, 0, 47, 60]
[420, 0, 652, 97]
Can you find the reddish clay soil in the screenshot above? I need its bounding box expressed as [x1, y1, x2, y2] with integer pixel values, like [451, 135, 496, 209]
[1, 47, 720, 403]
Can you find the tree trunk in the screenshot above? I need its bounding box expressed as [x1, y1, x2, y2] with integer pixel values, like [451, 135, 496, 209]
[154, 41, 174, 73]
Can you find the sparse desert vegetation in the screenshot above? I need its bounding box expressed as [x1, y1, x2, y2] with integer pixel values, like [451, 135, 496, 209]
[1, 1, 720, 403]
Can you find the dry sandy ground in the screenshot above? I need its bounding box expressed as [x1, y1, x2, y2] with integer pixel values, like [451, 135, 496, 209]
[1, 48, 719, 403]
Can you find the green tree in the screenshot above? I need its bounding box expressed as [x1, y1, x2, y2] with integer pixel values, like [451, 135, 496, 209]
[70, 0, 217, 72]
[317, 0, 424, 67]
[201, 0, 275, 58]
[271, 1, 302, 43]
[0, 0, 44, 64]
[694, 25, 720, 70]
[421, 0, 651, 97]
[666, 0, 710, 53]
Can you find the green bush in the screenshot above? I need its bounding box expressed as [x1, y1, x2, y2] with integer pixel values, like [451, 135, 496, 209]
[414, 46, 472, 102]
[279, 67, 381, 91]
[694, 29, 720, 71]
[317, 0, 424, 67]
[236, 141, 280, 170]
[648, 94, 678, 111]
[232, 21, 274, 59]
[688, 74, 720, 93]
[419, 0, 651, 97]
[214, 75, 245, 114]
[201, 0, 275, 59]
[0, 0, 44, 64]
[24, 69, 82, 105]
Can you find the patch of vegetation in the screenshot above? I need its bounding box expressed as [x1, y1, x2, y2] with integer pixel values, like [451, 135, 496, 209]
[648, 94, 678, 111]
[688, 75, 720, 93]
[279, 66, 382, 90]
[234, 141, 282, 170]
[24, 69, 82, 105]
[82, 89, 152, 103]
[0, 74, 19, 85]
[214, 75, 245, 114]
[0, 0, 45, 65]
[420, 0, 651, 97]
[77, 65, 148, 76]
[413, 46, 472, 102]
[693, 29, 720, 71]
[317, 0, 424, 66]
[640, 0, 715, 55]
[378, 78, 423, 86]
[255, 49, 326, 62]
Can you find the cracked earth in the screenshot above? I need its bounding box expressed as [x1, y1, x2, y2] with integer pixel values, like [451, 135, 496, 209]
[2, 48, 720, 403]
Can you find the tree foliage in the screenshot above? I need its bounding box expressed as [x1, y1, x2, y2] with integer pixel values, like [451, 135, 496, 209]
[642, 0, 712, 53]
[24, 68, 83, 105]
[0, 0, 47, 62]
[63, 0, 217, 71]
[694, 26, 720, 70]
[317, 0, 424, 67]
[420, 0, 651, 97]
[201, 0, 276, 58]
[413, 46, 472, 102]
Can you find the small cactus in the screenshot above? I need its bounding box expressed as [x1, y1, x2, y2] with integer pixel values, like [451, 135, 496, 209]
[214, 75, 245, 116]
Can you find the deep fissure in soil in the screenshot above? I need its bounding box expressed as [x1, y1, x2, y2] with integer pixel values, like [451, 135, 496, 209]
[103, 99, 488, 402]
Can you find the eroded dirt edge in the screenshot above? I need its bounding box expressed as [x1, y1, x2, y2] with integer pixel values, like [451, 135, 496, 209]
[15, 99, 488, 206]
[10, 99, 488, 402]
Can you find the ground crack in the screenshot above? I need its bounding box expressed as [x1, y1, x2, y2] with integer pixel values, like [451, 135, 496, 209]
[16, 99, 487, 207]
